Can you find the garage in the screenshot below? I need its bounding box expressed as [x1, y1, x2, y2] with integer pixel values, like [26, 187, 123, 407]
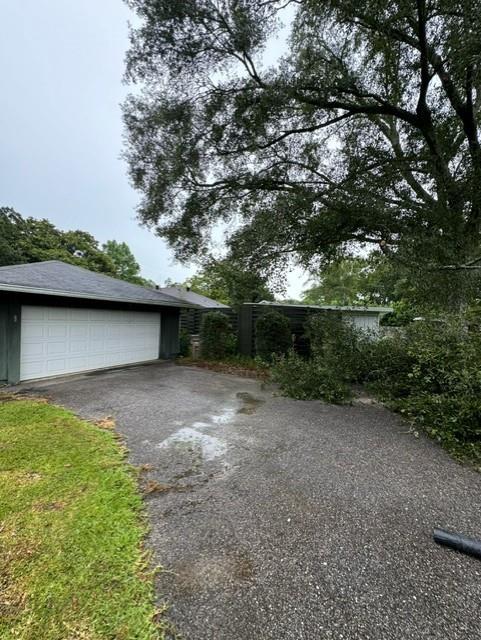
[0, 260, 193, 383]
[20, 306, 161, 381]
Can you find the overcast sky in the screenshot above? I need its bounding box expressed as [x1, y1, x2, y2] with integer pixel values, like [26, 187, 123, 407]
[0, 1, 306, 297]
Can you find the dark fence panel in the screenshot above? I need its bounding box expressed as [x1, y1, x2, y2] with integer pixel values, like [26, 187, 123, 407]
[181, 303, 347, 358]
[180, 307, 237, 335]
[238, 304, 331, 357]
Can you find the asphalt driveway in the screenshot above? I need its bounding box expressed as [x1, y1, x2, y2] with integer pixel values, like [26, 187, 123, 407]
[18, 362, 481, 639]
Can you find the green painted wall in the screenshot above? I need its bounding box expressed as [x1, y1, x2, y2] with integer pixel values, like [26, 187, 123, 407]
[0, 301, 21, 384]
[0, 303, 7, 382]
[160, 309, 180, 358]
[6, 303, 21, 384]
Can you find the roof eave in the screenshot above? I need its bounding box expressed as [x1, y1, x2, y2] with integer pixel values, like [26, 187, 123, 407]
[0, 283, 199, 308]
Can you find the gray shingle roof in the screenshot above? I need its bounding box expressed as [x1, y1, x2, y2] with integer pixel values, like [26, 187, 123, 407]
[158, 286, 229, 308]
[0, 260, 194, 308]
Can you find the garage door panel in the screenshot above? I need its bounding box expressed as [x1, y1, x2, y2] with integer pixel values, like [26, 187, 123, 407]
[46, 342, 68, 355]
[46, 308, 70, 321]
[21, 361, 45, 379]
[22, 324, 45, 339]
[48, 325, 68, 338]
[70, 340, 89, 354]
[46, 358, 68, 374]
[20, 306, 161, 381]
[70, 325, 89, 339]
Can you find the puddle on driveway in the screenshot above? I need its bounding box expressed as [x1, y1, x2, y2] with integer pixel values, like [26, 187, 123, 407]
[236, 392, 264, 415]
[157, 427, 227, 461]
[157, 390, 264, 463]
[211, 406, 237, 426]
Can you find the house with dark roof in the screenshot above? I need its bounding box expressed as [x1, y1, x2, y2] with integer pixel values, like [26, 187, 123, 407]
[0, 260, 196, 383]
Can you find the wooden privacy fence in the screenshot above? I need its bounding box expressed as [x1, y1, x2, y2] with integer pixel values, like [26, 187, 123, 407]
[180, 307, 238, 335]
[182, 303, 391, 358]
[237, 303, 332, 356]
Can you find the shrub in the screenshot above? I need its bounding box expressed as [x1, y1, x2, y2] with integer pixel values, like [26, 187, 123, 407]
[179, 328, 191, 357]
[272, 310, 481, 455]
[270, 313, 368, 403]
[271, 352, 351, 403]
[255, 310, 292, 361]
[305, 312, 371, 382]
[200, 311, 236, 360]
[366, 316, 481, 451]
[363, 330, 414, 397]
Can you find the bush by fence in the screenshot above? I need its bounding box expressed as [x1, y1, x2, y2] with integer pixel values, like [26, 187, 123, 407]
[179, 328, 191, 357]
[255, 310, 292, 361]
[200, 311, 236, 360]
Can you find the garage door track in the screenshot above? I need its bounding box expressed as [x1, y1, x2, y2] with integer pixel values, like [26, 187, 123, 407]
[19, 362, 481, 639]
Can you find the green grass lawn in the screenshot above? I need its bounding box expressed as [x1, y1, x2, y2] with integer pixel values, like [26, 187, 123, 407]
[0, 395, 167, 640]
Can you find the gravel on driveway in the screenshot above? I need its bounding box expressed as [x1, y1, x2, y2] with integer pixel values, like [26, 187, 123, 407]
[18, 362, 481, 640]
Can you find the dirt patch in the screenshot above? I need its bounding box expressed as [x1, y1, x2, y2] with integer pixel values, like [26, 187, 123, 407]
[178, 359, 269, 380]
[32, 501, 66, 512]
[143, 480, 193, 495]
[93, 416, 116, 430]
[138, 463, 155, 472]
[0, 392, 49, 404]
[0, 470, 43, 485]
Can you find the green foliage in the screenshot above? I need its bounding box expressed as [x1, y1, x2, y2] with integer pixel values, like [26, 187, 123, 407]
[0, 398, 166, 639]
[271, 352, 351, 403]
[272, 311, 481, 458]
[255, 311, 292, 361]
[305, 313, 370, 383]
[379, 301, 416, 327]
[184, 258, 274, 307]
[0, 207, 153, 286]
[302, 254, 413, 309]
[0, 208, 25, 265]
[0, 207, 116, 274]
[102, 239, 153, 286]
[369, 319, 481, 450]
[124, 1, 481, 308]
[200, 311, 236, 360]
[179, 328, 191, 357]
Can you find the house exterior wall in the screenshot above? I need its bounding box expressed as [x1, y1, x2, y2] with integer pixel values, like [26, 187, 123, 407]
[160, 308, 181, 359]
[342, 312, 381, 333]
[0, 302, 8, 381]
[0, 292, 181, 384]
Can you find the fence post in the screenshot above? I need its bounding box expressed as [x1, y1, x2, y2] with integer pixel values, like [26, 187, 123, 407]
[238, 304, 254, 356]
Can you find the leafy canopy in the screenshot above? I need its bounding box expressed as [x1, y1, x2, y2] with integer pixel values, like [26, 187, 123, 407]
[102, 239, 154, 285]
[182, 258, 274, 307]
[0, 207, 115, 275]
[0, 207, 152, 286]
[124, 0, 481, 307]
[301, 254, 409, 306]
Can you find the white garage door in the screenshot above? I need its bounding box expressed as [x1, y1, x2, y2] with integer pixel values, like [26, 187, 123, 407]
[20, 306, 161, 381]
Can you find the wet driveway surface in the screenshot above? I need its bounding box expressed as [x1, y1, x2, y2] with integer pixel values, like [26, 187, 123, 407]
[18, 362, 481, 639]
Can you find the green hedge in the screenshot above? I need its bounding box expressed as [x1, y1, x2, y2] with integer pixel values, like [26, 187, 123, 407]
[255, 310, 292, 361]
[200, 311, 236, 360]
[179, 328, 191, 357]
